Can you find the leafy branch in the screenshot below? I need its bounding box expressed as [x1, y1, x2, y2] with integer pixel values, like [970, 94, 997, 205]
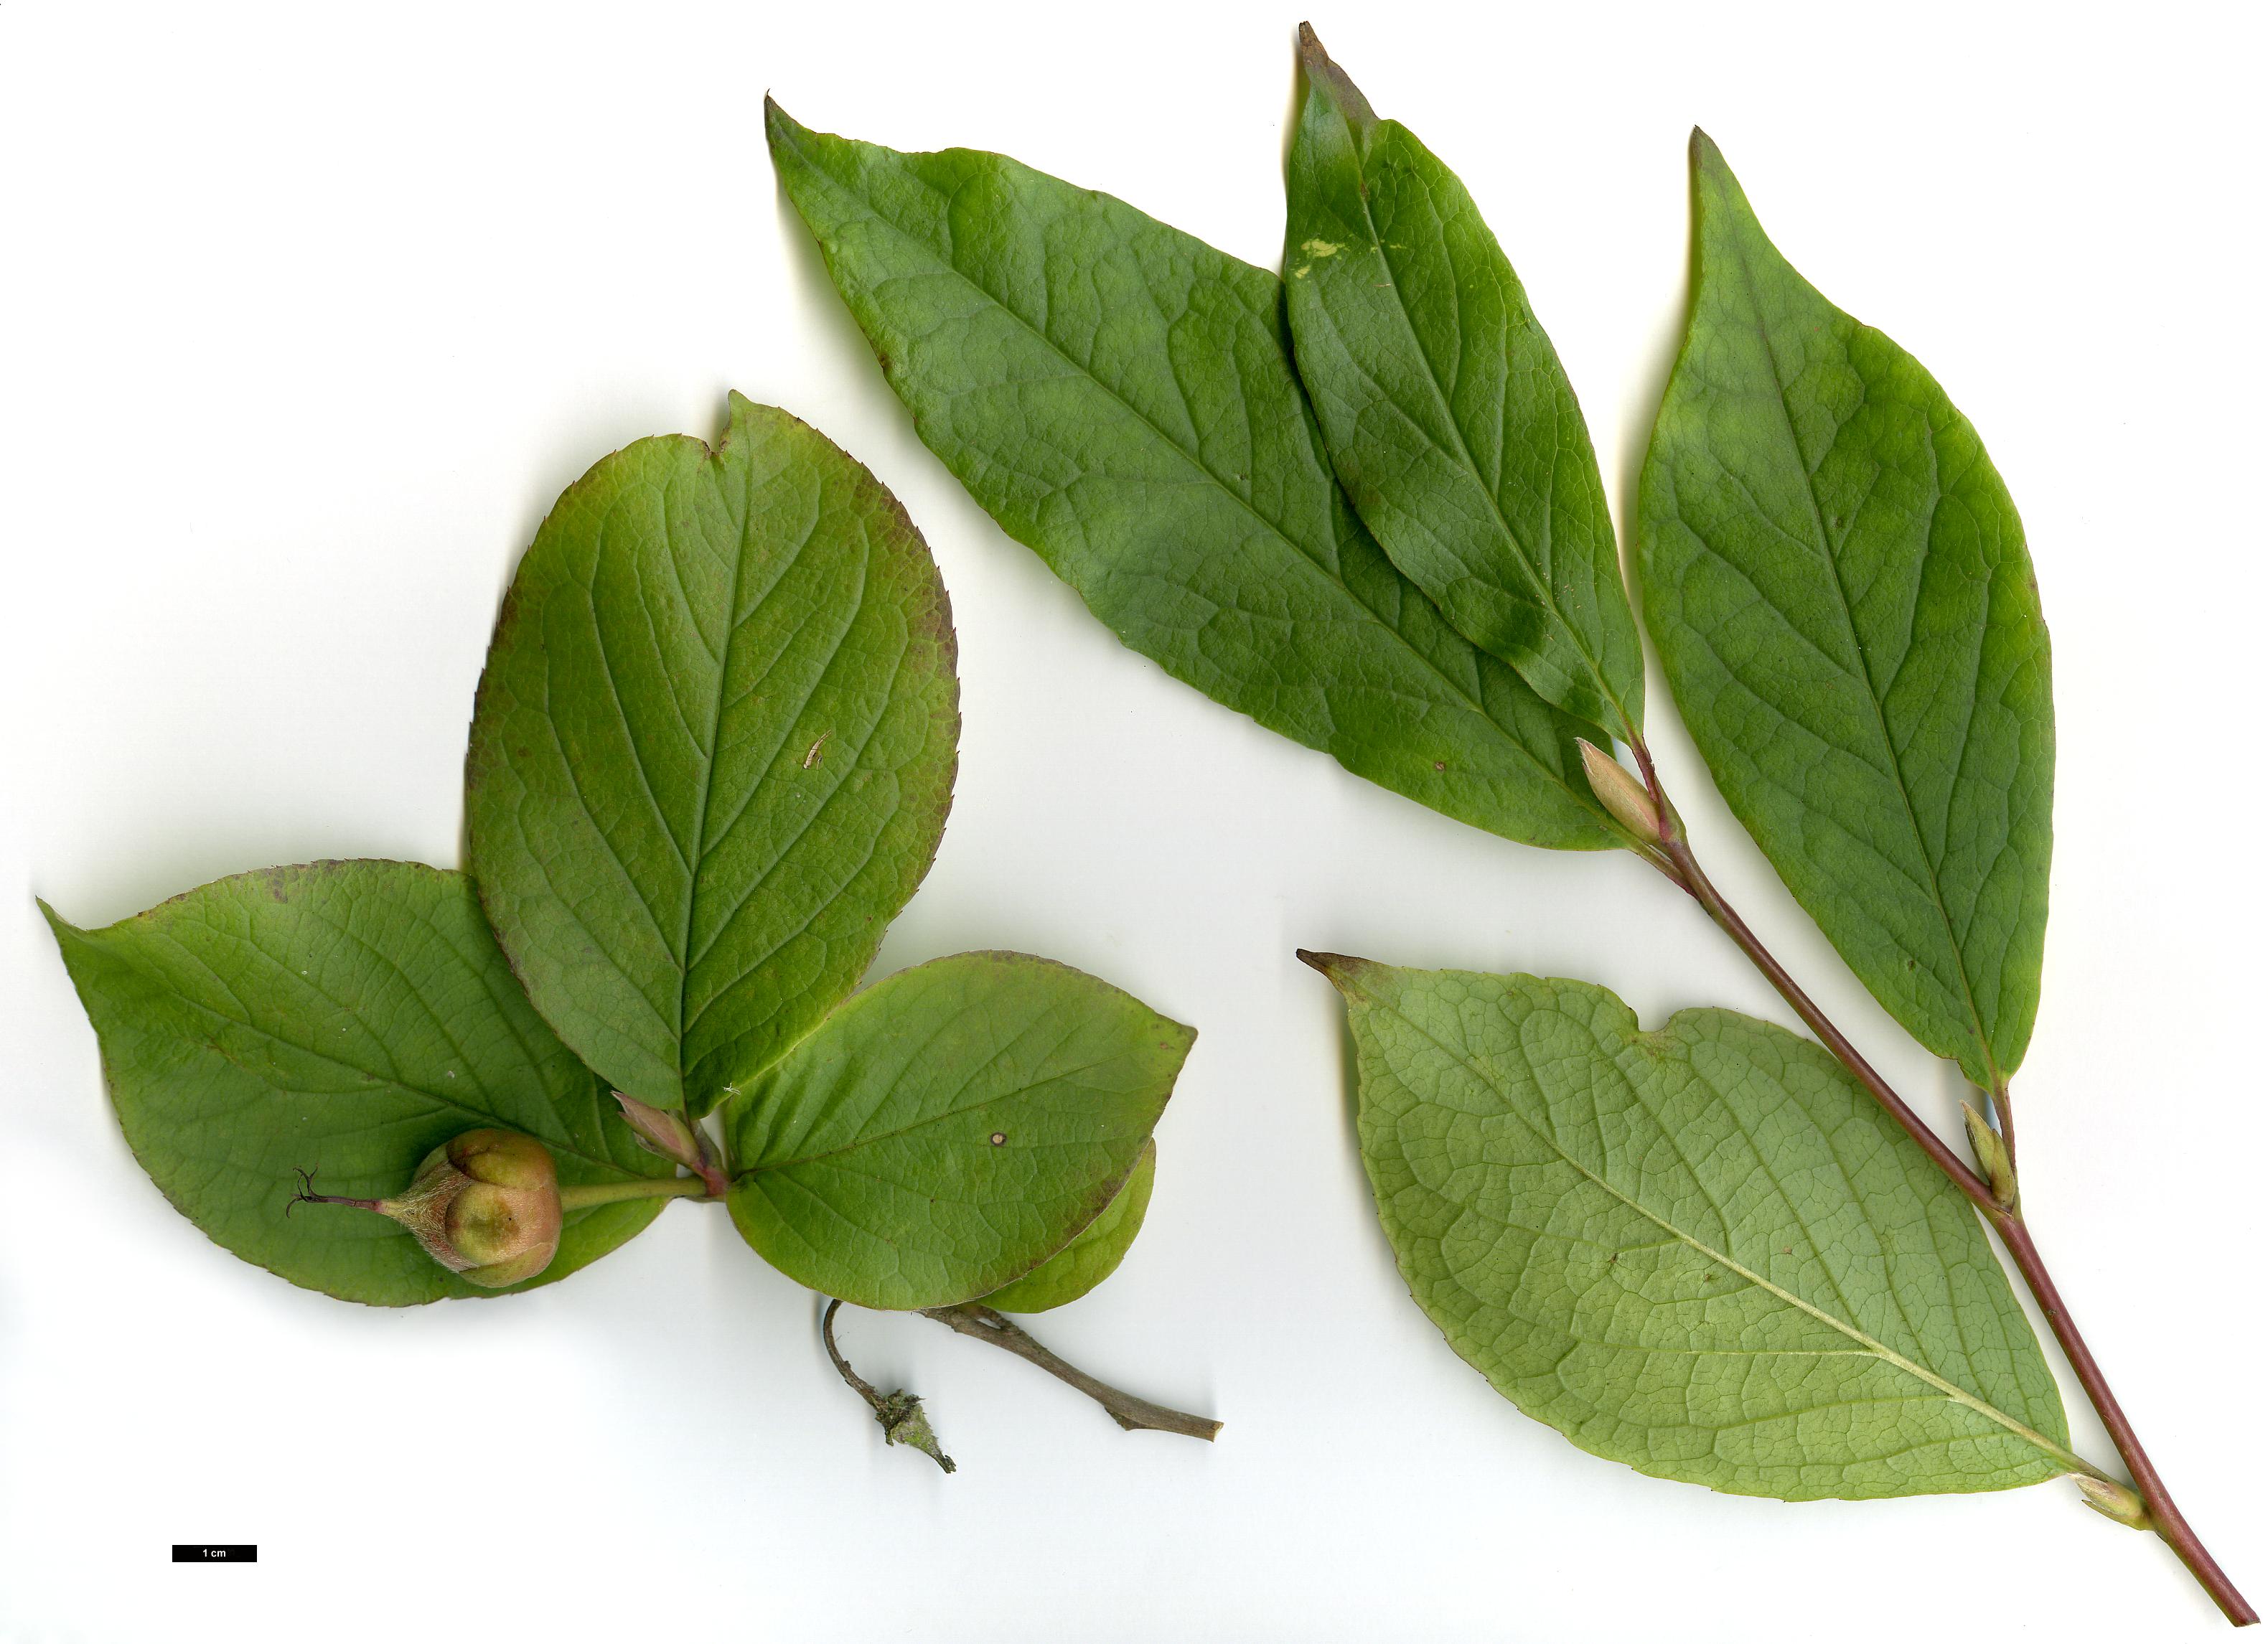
[769, 23, 2253, 1625]
[44, 396, 1209, 1467]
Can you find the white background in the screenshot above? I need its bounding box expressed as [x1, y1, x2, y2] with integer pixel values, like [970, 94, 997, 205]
[1, 2, 2262, 1638]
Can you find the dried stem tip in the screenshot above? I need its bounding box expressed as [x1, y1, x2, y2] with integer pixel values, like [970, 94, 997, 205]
[1578, 739, 1662, 841]
[820, 1299, 956, 1472]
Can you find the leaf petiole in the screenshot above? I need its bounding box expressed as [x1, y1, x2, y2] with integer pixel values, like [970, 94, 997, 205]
[556, 1177, 716, 1211]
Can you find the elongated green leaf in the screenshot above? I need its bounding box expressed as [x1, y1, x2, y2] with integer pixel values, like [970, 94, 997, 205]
[767, 101, 1616, 852]
[982, 1138, 1156, 1313]
[1636, 135, 2053, 1090]
[467, 395, 960, 1116]
[1285, 29, 1644, 743]
[43, 862, 670, 1305]
[723, 952, 1189, 1310]
[1309, 954, 2071, 1498]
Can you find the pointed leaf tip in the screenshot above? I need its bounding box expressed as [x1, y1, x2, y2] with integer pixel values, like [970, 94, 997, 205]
[1296, 950, 1376, 992]
[1293, 23, 1376, 129]
[1688, 127, 1733, 181]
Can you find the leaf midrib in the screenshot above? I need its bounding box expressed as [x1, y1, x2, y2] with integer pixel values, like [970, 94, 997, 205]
[737, 1043, 1126, 1178]
[673, 459, 753, 1076]
[1359, 982, 2086, 1475]
[102, 935, 640, 1178]
[778, 121, 1600, 819]
[1329, 118, 1630, 737]
[1715, 212, 2000, 1086]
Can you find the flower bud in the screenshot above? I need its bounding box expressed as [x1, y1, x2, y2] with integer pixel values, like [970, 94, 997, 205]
[294, 1128, 563, 1288]
[2076, 1476, 2152, 1530]
[611, 1091, 725, 1196]
[1961, 1102, 2018, 1210]
[1577, 739, 1662, 842]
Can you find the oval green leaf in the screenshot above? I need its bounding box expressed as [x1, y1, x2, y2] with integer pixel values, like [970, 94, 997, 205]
[42, 861, 672, 1305]
[766, 100, 1615, 854]
[1636, 134, 2053, 1091]
[723, 952, 1190, 1310]
[981, 1137, 1156, 1313]
[1285, 29, 1644, 743]
[467, 395, 960, 1116]
[1309, 953, 2072, 1499]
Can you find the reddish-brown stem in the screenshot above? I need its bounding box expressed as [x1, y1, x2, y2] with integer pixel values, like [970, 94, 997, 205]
[1657, 834, 1997, 1213]
[1641, 801, 2254, 1625]
[1993, 1216, 2254, 1625]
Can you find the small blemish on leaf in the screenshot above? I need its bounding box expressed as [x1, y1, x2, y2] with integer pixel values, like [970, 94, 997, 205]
[802, 731, 833, 769]
[1301, 238, 1342, 258]
[1433, 760, 1446, 773]
[989, 1132, 1006, 1146]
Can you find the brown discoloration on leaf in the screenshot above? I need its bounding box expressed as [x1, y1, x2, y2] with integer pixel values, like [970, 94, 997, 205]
[1295, 23, 1378, 133]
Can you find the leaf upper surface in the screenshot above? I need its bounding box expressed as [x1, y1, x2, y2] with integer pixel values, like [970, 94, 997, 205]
[44, 861, 670, 1305]
[723, 952, 1189, 1310]
[767, 100, 1615, 852]
[467, 395, 960, 1115]
[1285, 30, 1644, 741]
[1316, 956, 2071, 1499]
[981, 1137, 1156, 1313]
[1636, 136, 2053, 1089]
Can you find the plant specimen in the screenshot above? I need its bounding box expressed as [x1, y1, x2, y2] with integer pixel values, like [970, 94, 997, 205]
[768, 25, 2250, 1622]
[44, 396, 1216, 1465]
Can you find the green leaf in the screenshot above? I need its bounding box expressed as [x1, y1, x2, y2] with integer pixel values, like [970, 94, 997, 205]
[981, 1137, 1156, 1313]
[766, 100, 1616, 853]
[1309, 954, 2072, 1499]
[467, 395, 960, 1116]
[43, 861, 671, 1306]
[1285, 29, 1644, 743]
[1636, 134, 2053, 1091]
[723, 952, 1189, 1310]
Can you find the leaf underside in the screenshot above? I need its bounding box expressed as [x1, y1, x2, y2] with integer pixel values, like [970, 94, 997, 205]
[724, 952, 1191, 1310]
[982, 1137, 1156, 1313]
[1316, 957, 2069, 1499]
[44, 862, 670, 1305]
[1285, 29, 1643, 743]
[767, 100, 1615, 852]
[467, 394, 960, 1116]
[1637, 135, 2053, 1090]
